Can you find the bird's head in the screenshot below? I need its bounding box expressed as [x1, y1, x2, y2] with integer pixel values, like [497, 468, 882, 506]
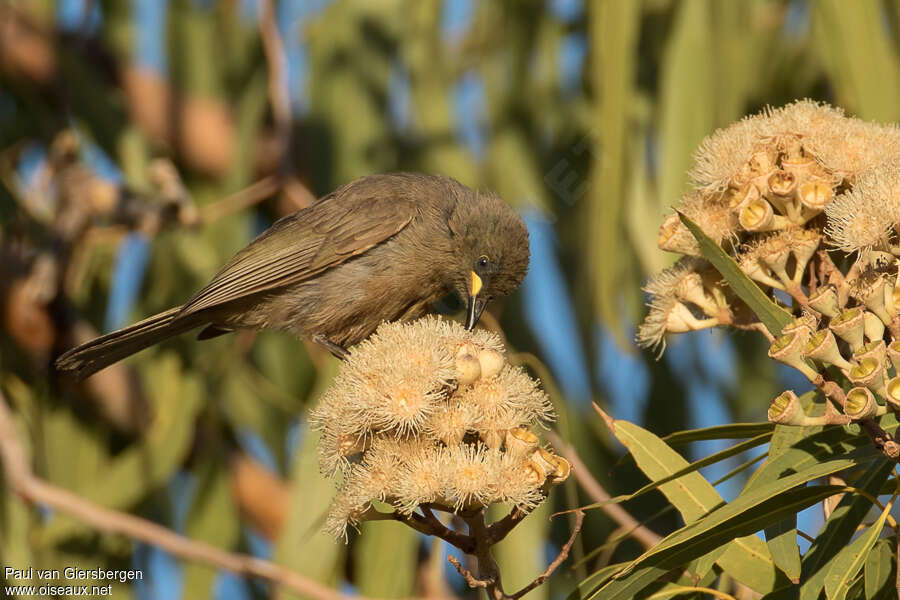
[447, 191, 530, 330]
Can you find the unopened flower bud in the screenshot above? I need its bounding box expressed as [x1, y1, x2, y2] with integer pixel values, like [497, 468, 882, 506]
[455, 345, 482, 385]
[477, 349, 505, 380]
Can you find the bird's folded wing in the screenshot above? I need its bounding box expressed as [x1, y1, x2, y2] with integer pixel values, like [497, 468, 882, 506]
[175, 193, 414, 318]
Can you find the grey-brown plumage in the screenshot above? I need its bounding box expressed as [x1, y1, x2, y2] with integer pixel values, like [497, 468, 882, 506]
[55, 173, 530, 379]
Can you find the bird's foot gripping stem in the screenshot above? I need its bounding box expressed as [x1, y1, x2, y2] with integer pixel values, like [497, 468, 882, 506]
[313, 335, 351, 361]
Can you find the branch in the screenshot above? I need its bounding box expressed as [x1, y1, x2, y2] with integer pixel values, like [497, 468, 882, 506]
[447, 555, 488, 589]
[392, 510, 475, 553]
[508, 510, 584, 600]
[258, 0, 291, 170]
[198, 176, 280, 223]
[546, 431, 662, 550]
[0, 390, 358, 600]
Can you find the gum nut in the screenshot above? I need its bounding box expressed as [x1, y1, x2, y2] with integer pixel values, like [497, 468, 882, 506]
[532, 447, 559, 475]
[481, 429, 504, 449]
[550, 456, 572, 484]
[478, 349, 505, 379]
[522, 459, 547, 486]
[455, 353, 482, 385]
[456, 342, 478, 357]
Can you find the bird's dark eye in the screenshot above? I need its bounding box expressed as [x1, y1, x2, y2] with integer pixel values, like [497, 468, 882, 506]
[478, 255, 489, 268]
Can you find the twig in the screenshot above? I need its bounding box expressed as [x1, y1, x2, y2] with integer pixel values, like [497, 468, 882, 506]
[815, 379, 900, 461]
[447, 555, 488, 589]
[72, 176, 280, 251]
[199, 176, 280, 223]
[0, 390, 360, 600]
[362, 508, 475, 553]
[258, 0, 292, 171]
[545, 431, 662, 550]
[448, 510, 585, 600]
[508, 510, 584, 600]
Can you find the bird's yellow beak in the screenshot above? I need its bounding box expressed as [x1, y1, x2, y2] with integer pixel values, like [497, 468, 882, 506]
[469, 271, 483, 297]
[466, 271, 487, 330]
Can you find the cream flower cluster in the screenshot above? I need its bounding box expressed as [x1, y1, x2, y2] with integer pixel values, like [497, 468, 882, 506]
[639, 100, 900, 353]
[310, 317, 569, 540]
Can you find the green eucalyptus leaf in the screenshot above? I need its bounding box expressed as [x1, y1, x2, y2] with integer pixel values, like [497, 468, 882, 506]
[583, 432, 771, 511]
[763, 424, 808, 583]
[799, 459, 894, 600]
[662, 422, 774, 446]
[599, 410, 787, 593]
[678, 212, 793, 335]
[823, 499, 891, 600]
[864, 539, 896, 600]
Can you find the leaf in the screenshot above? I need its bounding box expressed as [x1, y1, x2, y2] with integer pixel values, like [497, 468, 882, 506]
[599, 439, 882, 597]
[354, 521, 419, 598]
[273, 359, 344, 595]
[764, 424, 808, 583]
[662, 422, 774, 446]
[823, 498, 891, 600]
[658, 0, 715, 211]
[182, 457, 241, 599]
[812, 0, 900, 122]
[585, 432, 771, 511]
[746, 418, 877, 493]
[491, 501, 552, 600]
[587, 0, 641, 339]
[586, 485, 842, 600]
[38, 355, 205, 544]
[864, 539, 895, 600]
[799, 458, 894, 600]
[597, 407, 787, 594]
[678, 212, 793, 335]
[568, 562, 631, 600]
[710, 451, 768, 487]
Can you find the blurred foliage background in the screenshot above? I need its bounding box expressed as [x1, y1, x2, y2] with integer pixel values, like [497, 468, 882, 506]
[2, 0, 900, 599]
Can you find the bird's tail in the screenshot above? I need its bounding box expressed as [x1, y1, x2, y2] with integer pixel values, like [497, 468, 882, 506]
[55, 307, 198, 380]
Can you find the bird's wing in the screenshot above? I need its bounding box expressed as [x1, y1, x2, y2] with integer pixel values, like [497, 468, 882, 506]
[176, 192, 415, 318]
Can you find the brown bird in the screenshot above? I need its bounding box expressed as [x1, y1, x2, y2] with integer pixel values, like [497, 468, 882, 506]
[55, 173, 530, 379]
